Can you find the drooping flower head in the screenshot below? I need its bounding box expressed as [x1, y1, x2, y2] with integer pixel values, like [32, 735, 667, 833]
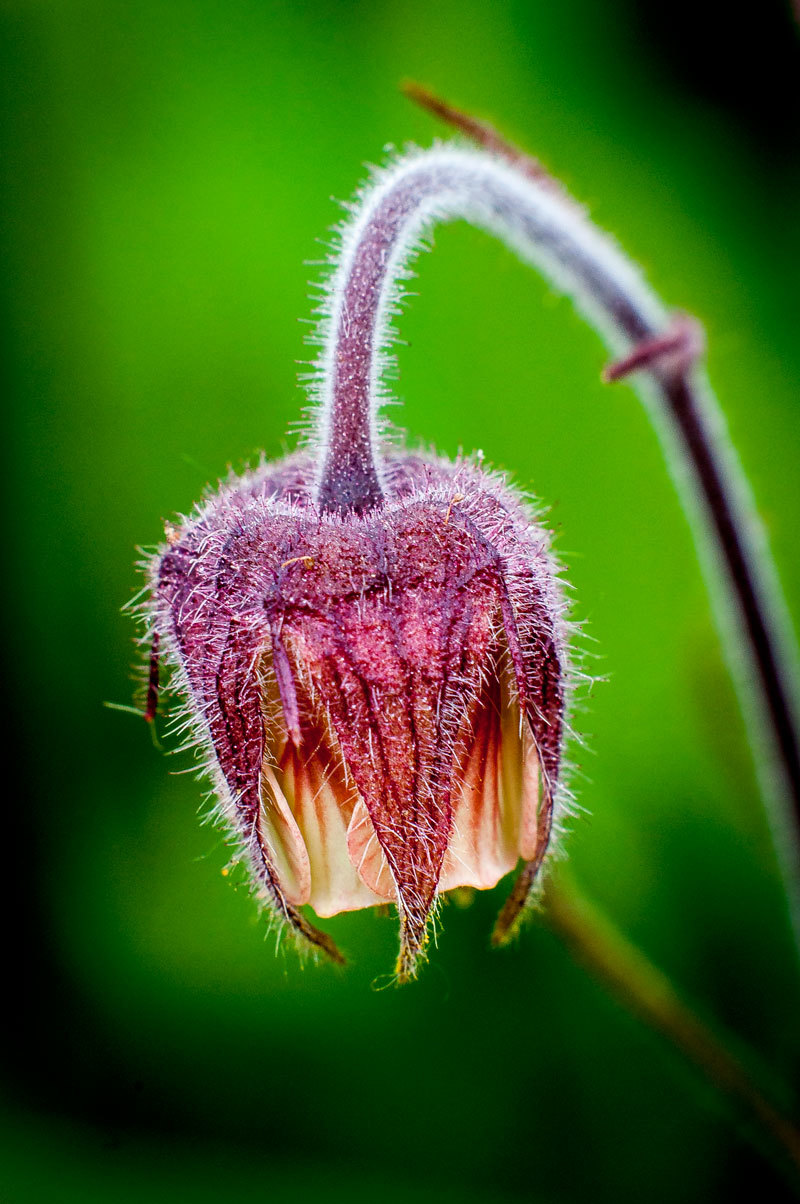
[140, 140, 593, 980]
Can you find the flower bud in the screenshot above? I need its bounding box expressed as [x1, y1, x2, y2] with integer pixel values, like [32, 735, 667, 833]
[140, 142, 573, 979]
[147, 452, 566, 979]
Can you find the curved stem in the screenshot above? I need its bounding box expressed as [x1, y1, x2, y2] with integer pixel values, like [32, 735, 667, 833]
[313, 125, 669, 514]
[546, 876, 800, 1181]
[312, 93, 800, 945]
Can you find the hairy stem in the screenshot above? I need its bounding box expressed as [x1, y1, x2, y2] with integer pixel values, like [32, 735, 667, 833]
[546, 876, 800, 1180]
[313, 89, 800, 944]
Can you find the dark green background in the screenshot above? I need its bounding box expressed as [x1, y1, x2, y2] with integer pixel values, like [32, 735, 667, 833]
[3, 2, 800, 1200]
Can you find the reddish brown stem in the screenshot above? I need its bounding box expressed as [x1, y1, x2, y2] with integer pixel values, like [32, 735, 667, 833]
[547, 878, 800, 1182]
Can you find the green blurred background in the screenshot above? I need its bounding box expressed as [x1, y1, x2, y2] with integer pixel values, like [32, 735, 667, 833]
[3, 1, 800, 1200]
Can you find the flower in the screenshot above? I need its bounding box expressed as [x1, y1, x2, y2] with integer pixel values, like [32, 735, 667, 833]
[146, 451, 566, 979]
[140, 139, 574, 980]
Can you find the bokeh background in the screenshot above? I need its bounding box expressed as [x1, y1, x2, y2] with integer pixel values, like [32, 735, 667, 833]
[3, 1, 800, 1200]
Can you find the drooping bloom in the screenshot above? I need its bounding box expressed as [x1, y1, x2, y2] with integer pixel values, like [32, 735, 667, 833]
[147, 451, 566, 977]
[140, 140, 585, 979]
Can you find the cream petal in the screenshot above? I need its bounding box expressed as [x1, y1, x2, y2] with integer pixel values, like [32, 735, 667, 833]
[259, 653, 388, 917]
[346, 799, 397, 900]
[277, 735, 386, 917]
[258, 762, 312, 906]
[439, 669, 541, 893]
